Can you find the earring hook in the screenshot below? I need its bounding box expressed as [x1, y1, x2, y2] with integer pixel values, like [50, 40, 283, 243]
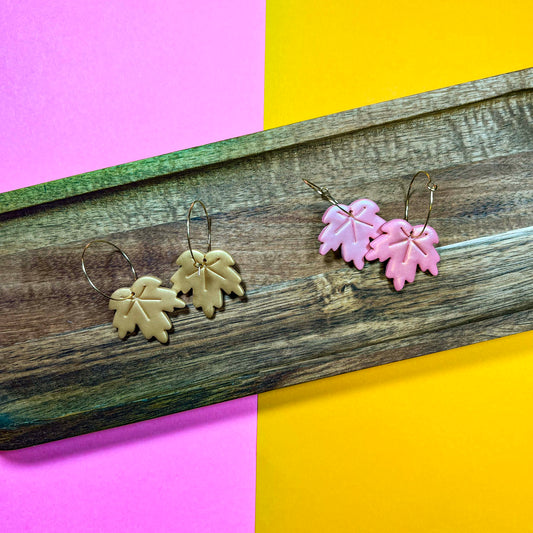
[404, 171, 438, 235]
[187, 200, 212, 267]
[302, 179, 351, 216]
[81, 240, 137, 300]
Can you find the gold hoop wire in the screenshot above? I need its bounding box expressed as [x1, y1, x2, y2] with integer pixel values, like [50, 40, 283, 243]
[187, 200, 212, 265]
[404, 171, 438, 235]
[302, 179, 351, 216]
[81, 240, 137, 300]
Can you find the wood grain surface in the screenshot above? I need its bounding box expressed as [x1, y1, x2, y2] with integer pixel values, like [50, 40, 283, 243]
[1, 69, 532, 448]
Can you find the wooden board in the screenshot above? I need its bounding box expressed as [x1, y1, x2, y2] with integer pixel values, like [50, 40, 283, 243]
[1, 69, 532, 449]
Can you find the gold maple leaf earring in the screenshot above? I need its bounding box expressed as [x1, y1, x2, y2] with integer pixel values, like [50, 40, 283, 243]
[82, 240, 185, 342]
[171, 200, 244, 318]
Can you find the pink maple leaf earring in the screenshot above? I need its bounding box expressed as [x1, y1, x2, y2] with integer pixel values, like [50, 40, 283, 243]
[366, 171, 440, 291]
[303, 179, 386, 270]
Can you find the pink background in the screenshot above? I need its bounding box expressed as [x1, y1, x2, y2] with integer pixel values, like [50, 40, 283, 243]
[1, 1, 265, 192]
[0, 1, 264, 531]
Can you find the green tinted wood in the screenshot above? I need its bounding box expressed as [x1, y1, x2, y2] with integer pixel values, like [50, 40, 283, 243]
[1, 68, 531, 215]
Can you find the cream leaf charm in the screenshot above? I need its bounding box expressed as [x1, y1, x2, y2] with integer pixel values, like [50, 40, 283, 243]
[109, 275, 185, 342]
[171, 249, 244, 318]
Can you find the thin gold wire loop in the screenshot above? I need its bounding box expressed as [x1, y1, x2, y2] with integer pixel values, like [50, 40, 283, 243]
[302, 179, 351, 216]
[404, 171, 438, 234]
[81, 240, 137, 300]
[187, 200, 212, 265]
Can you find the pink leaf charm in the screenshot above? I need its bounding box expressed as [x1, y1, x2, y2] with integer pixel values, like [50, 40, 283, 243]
[318, 199, 386, 270]
[366, 219, 440, 291]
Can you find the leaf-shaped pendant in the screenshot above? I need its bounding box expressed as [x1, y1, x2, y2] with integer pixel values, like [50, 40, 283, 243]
[365, 219, 440, 291]
[109, 275, 185, 342]
[171, 249, 244, 318]
[318, 199, 386, 270]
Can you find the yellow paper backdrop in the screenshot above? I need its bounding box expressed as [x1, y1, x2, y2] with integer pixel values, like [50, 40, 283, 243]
[258, 1, 533, 531]
[264, 0, 532, 129]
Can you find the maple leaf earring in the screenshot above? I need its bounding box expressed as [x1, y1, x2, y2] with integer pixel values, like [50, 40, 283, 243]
[171, 200, 244, 318]
[82, 240, 185, 342]
[366, 171, 440, 291]
[303, 179, 386, 270]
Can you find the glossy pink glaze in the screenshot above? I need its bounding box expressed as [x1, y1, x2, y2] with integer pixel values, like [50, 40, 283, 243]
[318, 199, 385, 270]
[366, 219, 440, 291]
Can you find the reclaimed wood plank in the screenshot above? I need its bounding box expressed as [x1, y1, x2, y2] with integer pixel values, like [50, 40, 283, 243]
[0, 70, 532, 448]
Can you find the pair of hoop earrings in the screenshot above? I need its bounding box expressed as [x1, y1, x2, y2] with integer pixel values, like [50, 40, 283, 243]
[82, 200, 244, 343]
[304, 171, 440, 291]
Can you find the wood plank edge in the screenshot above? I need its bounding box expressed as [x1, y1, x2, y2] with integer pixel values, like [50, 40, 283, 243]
[1, 307, 530, 450]
[1, 68, 531, 215]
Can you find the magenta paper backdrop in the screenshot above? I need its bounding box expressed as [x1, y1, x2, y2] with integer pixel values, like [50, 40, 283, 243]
[0, 1, 264, 531]
[0, 1, 264, 193]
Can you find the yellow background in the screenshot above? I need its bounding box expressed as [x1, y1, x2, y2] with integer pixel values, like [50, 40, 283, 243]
[258, 1, 533, 531]
[264, 0, 532, 128]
